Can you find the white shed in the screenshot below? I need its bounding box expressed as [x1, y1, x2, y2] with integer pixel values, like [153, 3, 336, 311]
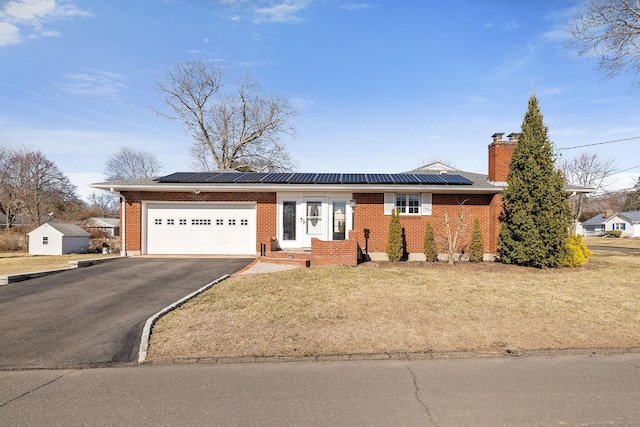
[27, 222, 91, 255]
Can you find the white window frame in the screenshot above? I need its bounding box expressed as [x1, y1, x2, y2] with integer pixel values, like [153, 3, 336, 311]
[384, 193, 432, 216]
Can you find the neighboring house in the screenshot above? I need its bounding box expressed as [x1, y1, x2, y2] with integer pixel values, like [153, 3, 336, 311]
[27, 222, 90, 255]
[90, 133, 591, 265]
[80, 217, 120, 236]
[582, 210, 640, 238]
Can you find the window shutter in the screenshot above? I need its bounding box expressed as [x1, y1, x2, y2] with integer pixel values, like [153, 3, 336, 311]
[623, 223, 626, 230]
[421, 193, 432, 216]
[384, 193, 395, 215]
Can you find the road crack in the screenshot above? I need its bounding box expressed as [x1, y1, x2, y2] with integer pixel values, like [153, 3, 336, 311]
[0, 371, 73, 409]
[406, 365, 439, 427]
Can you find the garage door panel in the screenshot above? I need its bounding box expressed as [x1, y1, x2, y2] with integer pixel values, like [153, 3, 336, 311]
[147, 203, 256, 255]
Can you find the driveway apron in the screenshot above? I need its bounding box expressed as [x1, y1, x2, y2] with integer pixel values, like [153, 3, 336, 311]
[0, 257, 253, 369]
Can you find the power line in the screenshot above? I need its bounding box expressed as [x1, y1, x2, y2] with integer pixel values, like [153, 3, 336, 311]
[558, 136, 640, 150]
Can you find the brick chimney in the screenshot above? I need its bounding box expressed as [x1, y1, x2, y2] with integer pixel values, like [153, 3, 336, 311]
[488, 132, 518, 184]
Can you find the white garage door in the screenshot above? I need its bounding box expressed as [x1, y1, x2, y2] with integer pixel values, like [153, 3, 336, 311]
[146, 203, 256, 255]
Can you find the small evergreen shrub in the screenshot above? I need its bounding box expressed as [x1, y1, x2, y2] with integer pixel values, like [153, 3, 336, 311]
[423, 221, 438, 262]
[604, 230, 622, 238]
[386, 209, 403, 262]
[469, 216, 484, 262]
[561, 234, 592, 268]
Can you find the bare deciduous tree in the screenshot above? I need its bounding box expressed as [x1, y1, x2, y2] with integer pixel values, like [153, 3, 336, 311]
[153, 60, 297, 172]
[441, 201, 471, 265]
[559, 152, 615, 224]
[105, 146, 163, 181]
[566, 0, 640, 89]
[87, 192, 120, 217]
[9, 149, 78, 226]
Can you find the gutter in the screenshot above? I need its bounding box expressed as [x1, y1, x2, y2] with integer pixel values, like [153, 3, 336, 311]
[111, 188, 127, 256]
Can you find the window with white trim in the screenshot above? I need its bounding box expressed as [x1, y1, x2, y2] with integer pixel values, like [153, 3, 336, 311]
[614, 223, 626, 230]
[384, 193, 432, 216]
[42, 236, 49, 245]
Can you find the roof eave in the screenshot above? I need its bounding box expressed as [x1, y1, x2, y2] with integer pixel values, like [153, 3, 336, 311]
[91, 182, 501, 194]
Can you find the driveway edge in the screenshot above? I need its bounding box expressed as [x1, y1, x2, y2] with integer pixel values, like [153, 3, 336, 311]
[0, 256, 124, 286]
[138, 274, 230, 363]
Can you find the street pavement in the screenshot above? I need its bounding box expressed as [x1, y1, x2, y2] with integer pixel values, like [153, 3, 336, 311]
[1, 353, 639, 426]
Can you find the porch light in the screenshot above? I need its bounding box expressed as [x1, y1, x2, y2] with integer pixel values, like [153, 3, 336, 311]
[349, 199, 357, 209]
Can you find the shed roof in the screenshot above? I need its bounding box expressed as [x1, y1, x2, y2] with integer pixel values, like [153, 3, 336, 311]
[28, 222, 91, 237]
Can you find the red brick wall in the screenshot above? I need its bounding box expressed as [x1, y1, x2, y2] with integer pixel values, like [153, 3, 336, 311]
[352, 192, 498, 257]
[120, 191, 276, 254]
[310, 229, 363, 266]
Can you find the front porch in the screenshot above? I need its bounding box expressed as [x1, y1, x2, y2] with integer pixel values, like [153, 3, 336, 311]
[261, 230, 366, 267]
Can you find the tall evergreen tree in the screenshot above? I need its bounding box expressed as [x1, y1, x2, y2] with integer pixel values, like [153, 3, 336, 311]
[498, 95, 573, 268]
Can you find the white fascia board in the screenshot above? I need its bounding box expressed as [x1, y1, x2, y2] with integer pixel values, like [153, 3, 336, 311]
[91, 182, 501, 194]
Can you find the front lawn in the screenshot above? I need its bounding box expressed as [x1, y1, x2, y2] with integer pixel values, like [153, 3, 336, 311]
[148, 250, 640, 361]
[0, 253, 112, 276]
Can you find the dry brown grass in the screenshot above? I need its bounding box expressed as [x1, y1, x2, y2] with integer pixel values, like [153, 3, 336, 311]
[148, 251, 640, 360]
[584, 236, 640, 249]
[0, 253, 107, 275]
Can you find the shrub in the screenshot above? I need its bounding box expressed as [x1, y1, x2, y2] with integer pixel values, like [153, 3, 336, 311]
[604, 230, 622, 238]
[386, 209, 403, 262]
[423, 221, 438, 262]
[469, 216, 484, 262]
[0, 228, 28, 252]
[561, 234, 592, 268]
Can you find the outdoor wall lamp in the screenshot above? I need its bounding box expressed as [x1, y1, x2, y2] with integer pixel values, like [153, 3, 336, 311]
[349, 199, 357, 209]
[193, 190, 201, 194]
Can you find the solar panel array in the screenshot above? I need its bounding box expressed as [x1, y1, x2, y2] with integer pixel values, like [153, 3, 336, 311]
[157, 172, 473, 185]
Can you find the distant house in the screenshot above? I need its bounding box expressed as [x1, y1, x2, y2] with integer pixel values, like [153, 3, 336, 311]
[582, 211, 640, 238]
[27, 222, 91, 255]
[80, 217, 120, 237]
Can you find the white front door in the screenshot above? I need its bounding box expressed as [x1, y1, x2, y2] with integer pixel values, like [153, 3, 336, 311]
[302, 197, 325, 247]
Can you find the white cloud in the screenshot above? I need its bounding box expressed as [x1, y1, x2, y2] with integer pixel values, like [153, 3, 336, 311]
[0, 21, 20, 46]
[55, 71, 128, 98]
[254, 1, 310, 23]
[0, 0, 91, 46]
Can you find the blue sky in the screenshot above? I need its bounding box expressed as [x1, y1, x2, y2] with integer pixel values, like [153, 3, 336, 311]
[1, 0, 639, 199]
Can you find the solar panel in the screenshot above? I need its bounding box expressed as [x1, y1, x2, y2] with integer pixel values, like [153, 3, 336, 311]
[203, 172, 244, 183]
[342, 173, 367, 184]
[367, 174, 394, 184]
[391, 174, 420, 183]
[233, 173, 268, 183]
[157, 172, 198, 183]
[413, 174, 446, 184]
[156, 171, 474, 186]
[288, 173, 317, 184]
[441, 174, 473, 185]
[315, 173, 341, 184]
[261, 173, 292, 183]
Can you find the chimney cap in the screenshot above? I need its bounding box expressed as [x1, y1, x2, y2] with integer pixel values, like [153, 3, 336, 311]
[492, 132, 505, 141]
[507, 132, 520, 140]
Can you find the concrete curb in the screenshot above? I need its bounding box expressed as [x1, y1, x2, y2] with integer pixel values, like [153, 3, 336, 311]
[138, 274, 230, 363]
[0, 256, 124, 286]
[146, 347, 640, 366]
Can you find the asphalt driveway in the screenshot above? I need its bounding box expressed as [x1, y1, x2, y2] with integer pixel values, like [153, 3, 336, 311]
[0, 257, 253, 370]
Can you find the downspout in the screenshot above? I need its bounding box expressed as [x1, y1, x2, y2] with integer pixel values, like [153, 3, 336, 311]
[111, 188, 127, 256]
